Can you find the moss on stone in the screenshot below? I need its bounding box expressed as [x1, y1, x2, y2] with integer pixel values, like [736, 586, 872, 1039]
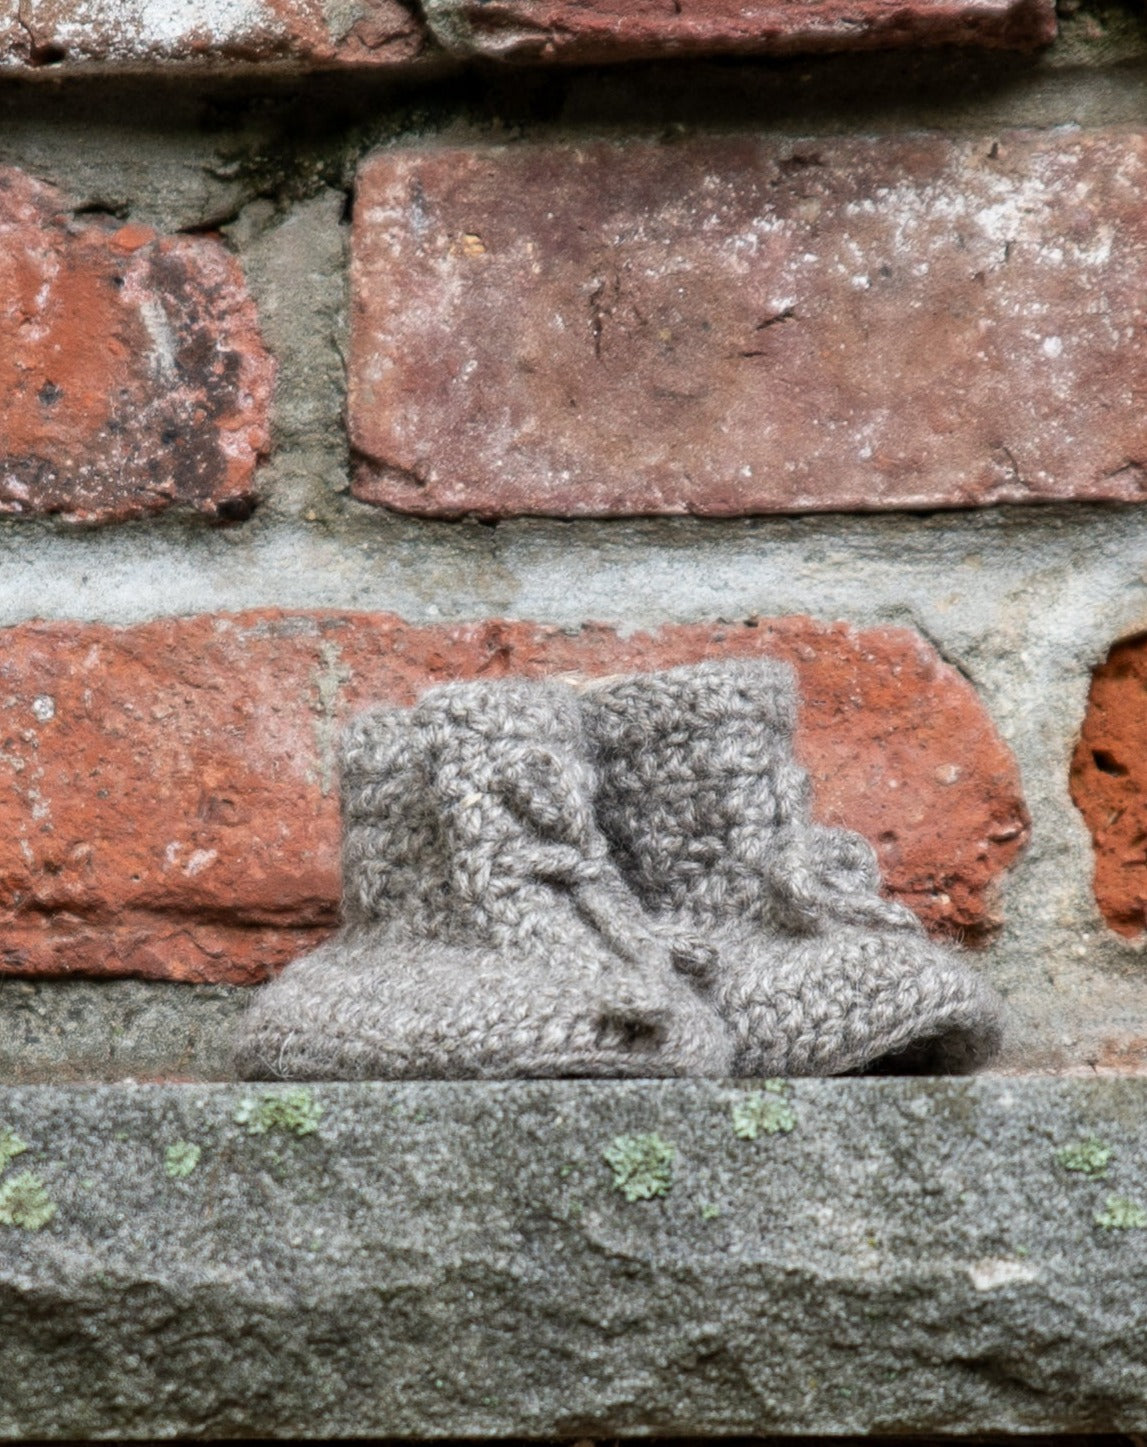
[164, 1141, 202, 1179]
[0, 1171, 57, 1231]
[732, 1081, 796, 1140]
[1094, 1194, 1147, 1231]
[603, 1132, 675, 1201]
[1056, 1137, 1112, 1178]
[234, 1087, 323, 1137]
[0, 1125, 28, 1172]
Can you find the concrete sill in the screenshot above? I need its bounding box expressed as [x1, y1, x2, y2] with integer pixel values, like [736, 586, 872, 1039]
[1, 1077, 1145, 1439]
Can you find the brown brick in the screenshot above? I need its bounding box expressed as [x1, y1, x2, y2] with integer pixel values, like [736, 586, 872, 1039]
[350, 131, 1147, 518]
[0, 1, 430, 70]
[422, 0, 1056, 62]
[1070, 633, 1147, 939]
[0, 9, 26, 62]
[325, 0, 430, 64]
[0, 612, 1028, 984]
[0, 168, 273, 524]
[1094, 1037, 1147, 1072]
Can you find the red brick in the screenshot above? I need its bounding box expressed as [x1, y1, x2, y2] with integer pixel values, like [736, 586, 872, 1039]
[350, 130, 1147, 518]
[0, 168, 273, 524]
[1, 1, 430, 70]
[1070, 633, 1147, 939]
[422, 0, 1055, 62]
[0, 612, 1028, 984]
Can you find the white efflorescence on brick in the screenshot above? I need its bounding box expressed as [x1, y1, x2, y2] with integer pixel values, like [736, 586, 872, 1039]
[25, 0, 289, 59]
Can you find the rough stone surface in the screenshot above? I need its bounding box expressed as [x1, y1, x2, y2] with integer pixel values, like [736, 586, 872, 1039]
[423, 0, 1057, 63]
[0, 0, 430, 70]
[0, 979, 244, 1083]
[0, 611, 1027, 985]
[1070, 632, 1147, 940]
[0, 167, 273, 524]
[350, 129, 1147, 518]
[1, 1078, 1146, 1436]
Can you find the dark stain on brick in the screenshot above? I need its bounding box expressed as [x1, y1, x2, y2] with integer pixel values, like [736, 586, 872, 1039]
[0, 166, 273, 524]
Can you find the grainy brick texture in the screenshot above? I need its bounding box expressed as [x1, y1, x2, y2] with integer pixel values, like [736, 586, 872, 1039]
[350, 130, 1147, 519]
[0, 612, 1028, 984]
[1070, 632, 1147, 940]
[0, 168, 273, 524]
[0, 0, 430, 70]
[422, 0, 1056, 62]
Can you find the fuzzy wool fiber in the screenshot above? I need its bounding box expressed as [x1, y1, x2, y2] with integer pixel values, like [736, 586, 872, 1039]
[234, 677, 733, 1080]
[582, 659, 1003, 1076]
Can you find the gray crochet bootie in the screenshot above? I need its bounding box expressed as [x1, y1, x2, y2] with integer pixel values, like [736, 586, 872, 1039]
[582, 659, 1003, 1077]
[234, 676, 733, 1080]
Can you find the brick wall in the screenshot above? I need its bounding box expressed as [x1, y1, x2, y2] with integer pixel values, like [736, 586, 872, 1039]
[1, 0, 1147, 1081]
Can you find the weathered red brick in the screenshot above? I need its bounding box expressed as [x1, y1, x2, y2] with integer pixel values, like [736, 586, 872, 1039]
[0, 0, 430, 70]
[0, 168, 273, 524]
[0, 612, 1028, 984]
[350, 130, 1147, 518]
[422, 0, 1055, 62]
[1070, 633, 1147, 939]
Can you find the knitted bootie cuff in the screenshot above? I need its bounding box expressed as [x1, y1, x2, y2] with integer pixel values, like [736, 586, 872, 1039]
[414, 676, 588, 748]
[583, 659, 816, 917]
[584, 658, 798, 763]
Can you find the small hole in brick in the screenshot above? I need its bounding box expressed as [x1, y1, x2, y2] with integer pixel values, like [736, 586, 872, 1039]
[29, 43, 67, 65]
[37, 381, 62, 406]
[1092, 749, 1130, 778]
[213, 496, 258, 524]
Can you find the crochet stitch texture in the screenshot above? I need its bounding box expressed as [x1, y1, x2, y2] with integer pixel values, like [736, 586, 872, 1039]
[582, 659, 1003, 1076]
[234, 676, 733, 1080]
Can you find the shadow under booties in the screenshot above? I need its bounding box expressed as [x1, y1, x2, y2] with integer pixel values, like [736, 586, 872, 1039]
[234, 676, 733, 1080]
[582, 658, 1004, 1077]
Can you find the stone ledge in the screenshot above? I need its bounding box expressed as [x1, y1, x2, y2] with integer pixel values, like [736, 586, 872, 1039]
[1, 1078, 1146, 1437]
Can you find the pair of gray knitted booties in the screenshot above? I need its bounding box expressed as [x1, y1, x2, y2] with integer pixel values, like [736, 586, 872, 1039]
[234, 660, 1002, 1081]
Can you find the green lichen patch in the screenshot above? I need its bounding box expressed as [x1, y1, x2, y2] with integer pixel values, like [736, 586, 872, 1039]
[699, 1202, 721, 1221]
[0, 1171, 57, 1231]
[732, 1081, 796, 1140]
[234, 1088, 323, 1138]
[1095, 1194, 1147, 1231]
[603, 1133, 675, 1201]
[1056, 1137, 1112, 1179]
[165, 1141, 202, 1179]
[0, 1126, 28, 1172]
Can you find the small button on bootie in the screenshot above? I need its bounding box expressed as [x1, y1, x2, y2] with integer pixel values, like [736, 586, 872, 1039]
[582, 659, 1003, 1077]
[234, 676, 733, 1080]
